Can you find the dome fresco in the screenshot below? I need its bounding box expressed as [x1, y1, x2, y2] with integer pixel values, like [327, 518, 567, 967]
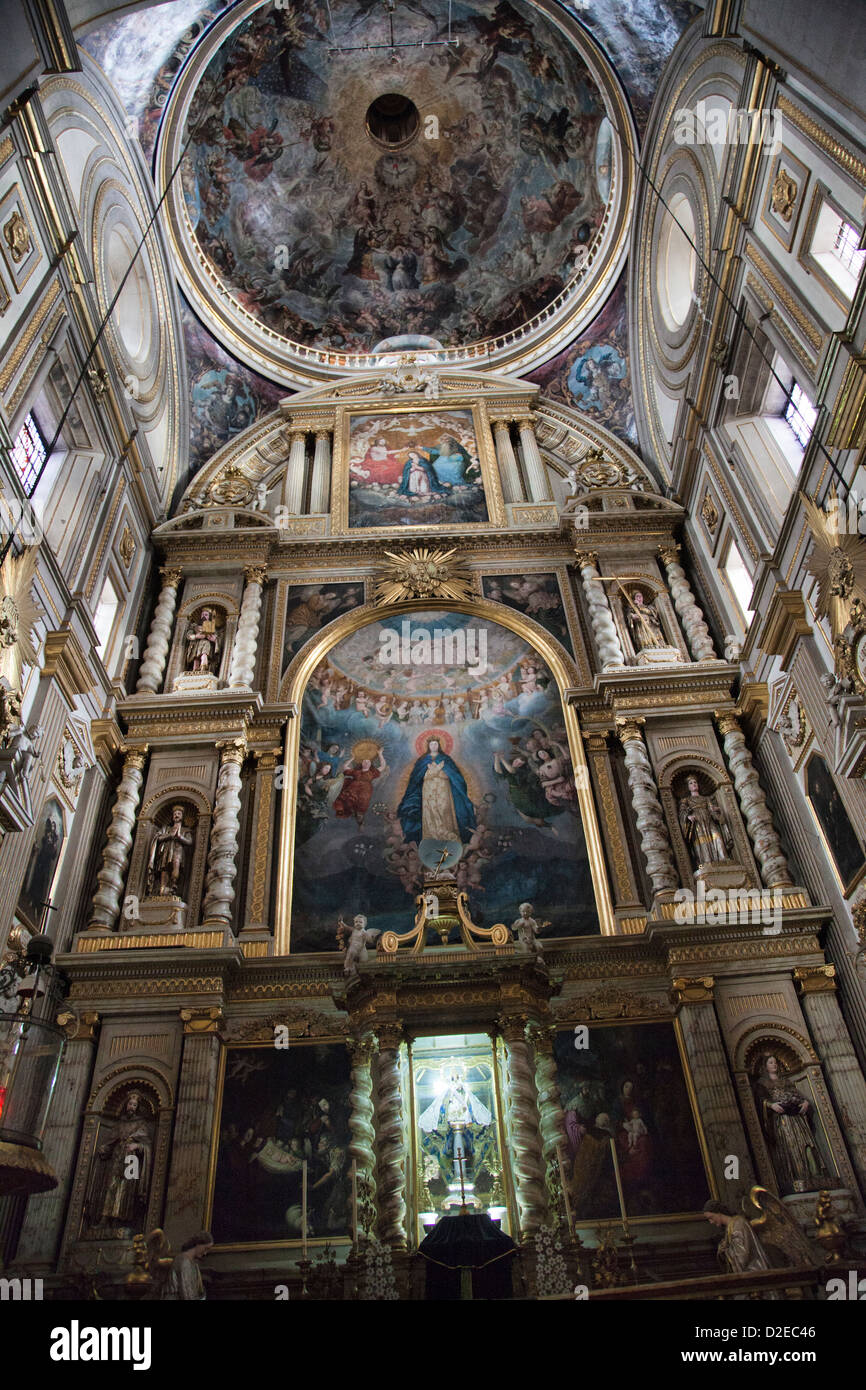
[155, 0, 635, 379]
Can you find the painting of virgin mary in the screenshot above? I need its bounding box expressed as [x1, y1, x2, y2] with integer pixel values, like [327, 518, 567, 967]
[397, 733, 476, 846]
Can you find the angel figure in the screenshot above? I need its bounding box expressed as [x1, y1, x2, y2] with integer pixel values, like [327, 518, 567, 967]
[703, 1199, 773, 1277]
[510, 901, 551, 955]
[337, 913, 380, 977]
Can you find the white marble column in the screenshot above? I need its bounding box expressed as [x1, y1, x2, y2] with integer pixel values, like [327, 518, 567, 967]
[493, 419, 524, 503]
[88, 746, 148, 930]
[796, 968, 866, 1194]
[674, 979, 757, 1203]
[163, 1009, 223, 1249]
[228, 566, 267, 690]
[15, 1013, 99, 1270]
[309, 430, 331, 514]
[527, 1022, 570, 1228]
[375, 1024, 407, 1248]
[715, 713, 792, 887]
[517, 417, 552, 502]
[576, 551, 625, 669]
[347, 1034, 378, 1242]
[201, 741, 246, 926]
[658, 545, 716, 661]
[616, 719, 679, 896]
[136, 568, 182, 694]
[281, 428, 308, 514]
[501, 1017, 547, 1239]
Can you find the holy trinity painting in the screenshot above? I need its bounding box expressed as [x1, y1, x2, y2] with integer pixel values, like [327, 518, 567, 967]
[210, 1043, 352, 1247]
[553, 1023, 711, 1222]
[345, 409, 489, 529]
[290, 609, 595, 951]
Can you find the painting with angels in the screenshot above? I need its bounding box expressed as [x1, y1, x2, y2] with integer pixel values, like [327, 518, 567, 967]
[290, 609, 596, 952]
[345, 409, 489, 530]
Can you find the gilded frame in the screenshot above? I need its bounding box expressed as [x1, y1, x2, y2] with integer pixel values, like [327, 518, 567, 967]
[204, 1036, 354, 1253]
[331, 400, 505, 536]
[550, 1014, 718, 1228]
[803, 750, 866, 898]
[276, 596, 615, 952]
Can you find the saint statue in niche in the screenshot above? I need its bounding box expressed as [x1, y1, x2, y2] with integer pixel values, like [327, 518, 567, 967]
[146, 804, 195, 898]
[624, 587, 667, 653]
[85, 1089, 154, 1232]
[751, 1053, 824, 1194]
[677, 774, 734, 867]
[419, 1066, 492, 1182]
[184, 607, 223, 674]
[397, 733, 476, 845]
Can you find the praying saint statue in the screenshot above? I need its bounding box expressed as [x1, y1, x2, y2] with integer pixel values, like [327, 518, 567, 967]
[624, 588, 667, 653]
[510, 901, 551, 955]
[703, 1201, 773, 1275]
[146, 805, 194, 898]
[86, 1090, 153, 1231]
[184, 608, 223, 674]
[337, 913, 380, 977]
[677, 774, 734, 867]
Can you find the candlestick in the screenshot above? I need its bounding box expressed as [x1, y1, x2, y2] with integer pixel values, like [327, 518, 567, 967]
[557, 1142, 574, 1234]
[302, 1159, 308, 1260]
[351, 1158, 358, 1245]
[609, 1136, 628, 1233]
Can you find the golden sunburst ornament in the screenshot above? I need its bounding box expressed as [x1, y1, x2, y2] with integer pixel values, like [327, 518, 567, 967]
[373, 546, 474, 607]
[800, 489, 866, 642]
[0, 546, 40, 688]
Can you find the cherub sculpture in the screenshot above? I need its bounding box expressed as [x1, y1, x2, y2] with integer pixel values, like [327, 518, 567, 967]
[510, 901, 551, 955]
[337, 913, 380, 977]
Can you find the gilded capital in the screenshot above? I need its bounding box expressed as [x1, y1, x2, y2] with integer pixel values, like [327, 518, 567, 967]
[794, 965, 837, 995]
[243, 565, 268, 586]
[497, 1012, 530, 1042]
[583, 730, 610, 753]
[715, 711, 741, 736]
[181, 1006, 224, 1034]
[347, 1033, 378, 1063]
[122, 745, 148, 771]
[159, 567, 183, 588]
[575, 550, 599, 570]
[671, 976, 714, 1005]
[217, 739, 247, 765]
[658, 545, 680, 567]
[525, 1020, 556, 1054]
[253, 748, 281, 770]
[615, 716, 646, 744]
[376, 1023, 404, 1052]
[57, 1009, 99, 1041]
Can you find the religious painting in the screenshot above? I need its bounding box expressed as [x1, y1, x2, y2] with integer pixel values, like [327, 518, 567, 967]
[290, 608, 596, 952]
[553, 1022, 711, 1222]
[411, 1035, 506, 1228]
[18, 797, 65, 928]
[210, 1043, 352, 1247]
[282, 581, 366, 669]
[805, 754, 866, 893]
[481, 572, 574, 656]
[342, 408, 490, 531]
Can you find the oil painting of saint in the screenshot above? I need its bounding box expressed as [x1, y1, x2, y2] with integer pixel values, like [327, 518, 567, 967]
[290, 609, 596, 951]
[345, 411, 489, 530]
[553, 1023, 710, 1222]
[283, 582, 365, 668]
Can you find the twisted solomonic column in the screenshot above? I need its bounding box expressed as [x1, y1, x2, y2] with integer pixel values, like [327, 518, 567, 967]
[375, 1024, 407, 1248]
[201, 740, 246, 925]
[616, 719, 679, 896]
[228, 566, 267, 689]
[136, 569, 182, 693]
[658, 545, 716, 661]
[715, 713, 793, 888]
[347, 1034, 378, 1241]
[500, 1016, 547, 1239]
[89, 747, 148, 929]
[527, 1022, 571, 1229]
[576, 551, 625, 670]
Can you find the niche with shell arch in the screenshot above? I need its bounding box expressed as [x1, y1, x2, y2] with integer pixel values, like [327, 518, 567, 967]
[659, 758, 757, 890]
[127, 791, 210, 925]
[609, 575, 688, 666]
[735, 1034, 845, 1200]
[166, 595, 237, 692]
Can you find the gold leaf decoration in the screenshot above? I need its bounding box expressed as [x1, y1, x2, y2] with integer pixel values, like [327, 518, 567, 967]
[0, 546, 41, 689]
[373, 546, 474, 606]
[800, 488, 866, 642]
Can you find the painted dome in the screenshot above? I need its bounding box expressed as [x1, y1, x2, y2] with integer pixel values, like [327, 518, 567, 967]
[155, 0, 636, 384]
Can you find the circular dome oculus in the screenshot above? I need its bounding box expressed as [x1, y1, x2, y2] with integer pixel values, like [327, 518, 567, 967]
[155, 0, 637, 385]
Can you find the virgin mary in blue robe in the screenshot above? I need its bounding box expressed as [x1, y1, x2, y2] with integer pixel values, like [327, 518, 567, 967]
[396, 451, 449, 496]
[397, 739, 476, 845]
